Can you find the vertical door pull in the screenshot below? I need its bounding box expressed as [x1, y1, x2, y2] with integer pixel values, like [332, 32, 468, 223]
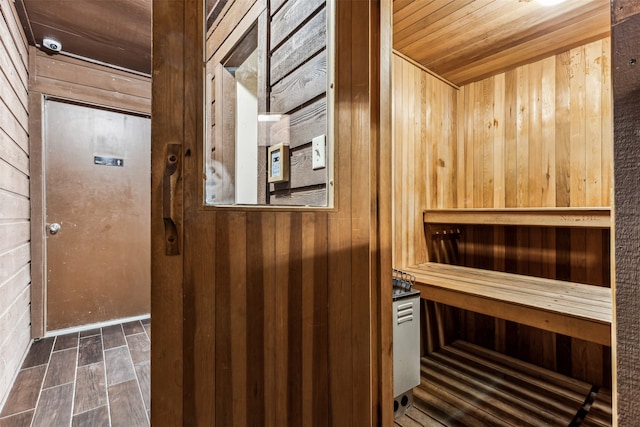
[163, 144, 181, 256]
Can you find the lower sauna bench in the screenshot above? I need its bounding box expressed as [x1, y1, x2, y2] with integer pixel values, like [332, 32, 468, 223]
[395, 341, 612, 427]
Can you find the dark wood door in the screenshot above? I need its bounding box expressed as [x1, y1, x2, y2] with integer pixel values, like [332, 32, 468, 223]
[45, 100, 150, 331]
[151, 0, 394, 426]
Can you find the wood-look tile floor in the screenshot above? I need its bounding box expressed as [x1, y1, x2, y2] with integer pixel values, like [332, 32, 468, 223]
[0, 319, 150, 427]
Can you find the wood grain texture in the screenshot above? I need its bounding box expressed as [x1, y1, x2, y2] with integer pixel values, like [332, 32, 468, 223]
[0, 0, 30, 407]
[31, 383, 74, 427]
[392, 53, 458, 267]
[0, 410, 33, 427]
[42, 348, 77, 388]
[126, 333, 149, 365]
[393, 38, 613, 386]
[154, 0, 387, 425]
[21, 337, 54, 368]
[404, 263, 611, 346]
[108, 379, 149, 426]
[206, 0, 261, 62]
[270, 5, 326, 83]
[269, 49, 327, 114]
[0, 366, 46, 416]
[394, 0, 610, 86]
[151, 0, 192, 424]
[30, 50, 150, 114]
[77, 336, 103, 367]
[73, 362, 107, 415]
[424, 208, 611, 228]
[20, 0, 150, 73]
[71, 406, 110, 427]
[205, 0, 329, 205]
[122, 321, 145, 336]
[101, 325, 126, 350]
[270, 0, 324, 49]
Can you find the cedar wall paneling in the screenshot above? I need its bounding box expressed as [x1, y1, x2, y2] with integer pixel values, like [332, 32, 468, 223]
[612, 0, 640, 423]
[392, 37, 613, 386]
[456, 38, 612, 210]
[153, 0, 389, 425]
[391, 53, 458, 269]
[0, 0, 30, 407]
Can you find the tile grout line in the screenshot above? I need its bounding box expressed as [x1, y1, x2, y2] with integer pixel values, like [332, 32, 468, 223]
[67, 335, 80, 427]
[3, 323, 150, 427]
[29, 338, 56, 427]
[128, 324, 150, 425]
[142, 322, 150, 342]
[103, 326, 114, 427]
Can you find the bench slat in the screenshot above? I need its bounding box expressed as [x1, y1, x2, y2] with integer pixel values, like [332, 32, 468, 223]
[402, 263, 612, 346]
[417, 263, 610, 305]
[403, 264, 612, 321]
[407, 263, 611, 312]
[423, 207, 611, 228]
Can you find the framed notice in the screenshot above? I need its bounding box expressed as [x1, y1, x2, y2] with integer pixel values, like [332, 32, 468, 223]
[268, 143, 289, 183]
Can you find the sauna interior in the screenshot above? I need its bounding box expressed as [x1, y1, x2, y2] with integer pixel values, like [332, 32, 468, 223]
[391, 0, 613, 425]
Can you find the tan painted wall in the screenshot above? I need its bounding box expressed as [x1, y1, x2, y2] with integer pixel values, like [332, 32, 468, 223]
[0, 0, 31, 407]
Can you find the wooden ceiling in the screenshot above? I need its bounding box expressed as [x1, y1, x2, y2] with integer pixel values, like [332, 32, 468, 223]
[14, 0, 610, 81]
[394, 0, 611, 86]
[17, 0, 151, 75]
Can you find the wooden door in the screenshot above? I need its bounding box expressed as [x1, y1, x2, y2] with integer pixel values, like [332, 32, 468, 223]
[151, 0, 394, 426]
[44, 99, 150, 331]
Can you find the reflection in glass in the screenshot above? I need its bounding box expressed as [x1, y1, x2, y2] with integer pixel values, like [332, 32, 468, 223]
[204, 0, 332, 207]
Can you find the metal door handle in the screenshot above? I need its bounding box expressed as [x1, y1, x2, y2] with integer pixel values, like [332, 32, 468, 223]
[49, 223, 61, 235]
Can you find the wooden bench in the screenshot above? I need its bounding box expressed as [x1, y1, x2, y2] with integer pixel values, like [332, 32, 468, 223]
[423, 207, 611, 229]
[404, 207, 613, 346]
[402, 262, 611, 346]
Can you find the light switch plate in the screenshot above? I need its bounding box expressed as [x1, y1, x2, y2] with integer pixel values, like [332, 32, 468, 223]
[312, 135, 326, 170]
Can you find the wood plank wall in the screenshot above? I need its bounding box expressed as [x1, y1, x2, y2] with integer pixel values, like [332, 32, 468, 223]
[0, 0, 31, 407]
[392, 53, 458, 269]
[154, 0, 390, 425]
[27, 48, 151, 338]
[29, 49, 151, 114]
[392, 37, 613, 386]
[268, 0, 328, 205]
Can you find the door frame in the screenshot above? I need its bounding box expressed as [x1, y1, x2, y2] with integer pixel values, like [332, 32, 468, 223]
[28, 49, 152, 337]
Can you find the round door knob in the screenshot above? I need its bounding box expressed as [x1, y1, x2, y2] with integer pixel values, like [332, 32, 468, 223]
[48, 223, 61, 235]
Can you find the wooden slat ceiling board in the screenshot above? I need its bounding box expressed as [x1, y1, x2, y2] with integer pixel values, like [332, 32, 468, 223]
[394, 0, 611, 86]
[20, 0, 151, 74]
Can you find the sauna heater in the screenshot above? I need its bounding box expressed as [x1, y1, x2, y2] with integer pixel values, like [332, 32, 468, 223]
[392, 269, 421, 418]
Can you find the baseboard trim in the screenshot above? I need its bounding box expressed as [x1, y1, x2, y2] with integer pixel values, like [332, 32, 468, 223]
[44, 313, 151, 338]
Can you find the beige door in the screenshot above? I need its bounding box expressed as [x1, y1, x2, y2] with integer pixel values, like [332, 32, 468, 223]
[44, 99, 150, 331]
